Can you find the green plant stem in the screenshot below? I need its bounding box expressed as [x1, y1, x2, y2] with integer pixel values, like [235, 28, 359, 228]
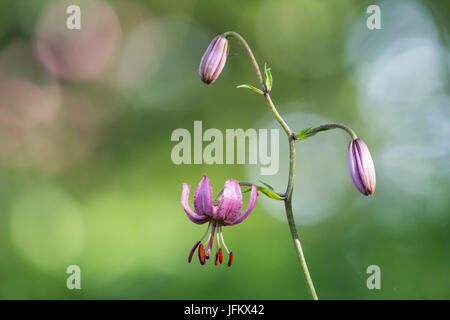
[225, 31, 318, 300]
[223, 31, 265, 91]
[285, 137, 318, 300]
[307, 123, 358, 140]
[264, 93, 292, 137]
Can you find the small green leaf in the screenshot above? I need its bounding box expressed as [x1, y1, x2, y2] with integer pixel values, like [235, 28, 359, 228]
[295, 125, 337, 141]
[257, 186, 285, 201]
[305, 126, 335, 138]
[309, 126, 334, 135]
[237, 84, 264, 95]
[264, 63, 273, 92]
[258, 179, 274, 190]
[294, 127, 313, 140]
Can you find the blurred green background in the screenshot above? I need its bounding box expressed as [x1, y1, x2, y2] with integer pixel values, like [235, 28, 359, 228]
[0, 0, 448, 299]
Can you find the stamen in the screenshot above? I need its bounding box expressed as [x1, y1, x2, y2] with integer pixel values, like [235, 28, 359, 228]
[201, 222, 212, 259]
[199, 222, 212, 242]
[188, 222, 211, 264]
[214, 252, 219, 266]
[188, 241, 201, 263]
[198, 244, 206, 265]
[219, 226, 230, 254]
[206, 222, 216, 259]
[216, 228, 221, 249]
[227, 251, 234, 267]
[218, 248, 223, 264]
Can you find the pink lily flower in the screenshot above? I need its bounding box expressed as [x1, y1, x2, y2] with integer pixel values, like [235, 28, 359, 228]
[181, 175, 258, 266]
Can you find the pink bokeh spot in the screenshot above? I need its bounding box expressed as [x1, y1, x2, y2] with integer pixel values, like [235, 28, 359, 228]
[34, 0, 121, 80]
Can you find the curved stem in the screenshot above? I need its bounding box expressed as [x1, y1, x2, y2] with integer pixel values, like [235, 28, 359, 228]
[223, 31, 266, 91]
[286, 137, 295, 202]
[285, 200, 318, 300]
[285, 138, 318, 300]
[223, 31, 292, 136]
[224, 31, 318, 300]
[264, 93, 292, 137]
[307, 123, 358, 140]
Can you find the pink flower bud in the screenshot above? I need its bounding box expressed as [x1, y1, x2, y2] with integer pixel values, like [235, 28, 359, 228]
[348, 138, 376, 195]
[199, 35, 229, 85]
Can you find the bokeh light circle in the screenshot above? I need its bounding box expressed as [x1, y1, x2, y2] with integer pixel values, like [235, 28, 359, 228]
[253, 0, 354, 78]
[35, 0, 121, 80]
[246, 108, 350, 226]
[117, 16, 212, 109]
[10, 185, 84, 274]
[346, 0, 450, 197]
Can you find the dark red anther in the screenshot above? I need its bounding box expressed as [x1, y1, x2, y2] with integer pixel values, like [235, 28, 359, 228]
[218, 248, 223, 264]
[227, 251, 234, 267]
[214, 252, 219, 266]
[198, 244, 206, 265]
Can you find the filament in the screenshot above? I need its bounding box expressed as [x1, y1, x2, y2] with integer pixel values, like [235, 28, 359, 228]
[216, 226, 221, 250]
[199, 221, 211, 243]
[219, 226, 230, 254]
[206, 222, 216, 257]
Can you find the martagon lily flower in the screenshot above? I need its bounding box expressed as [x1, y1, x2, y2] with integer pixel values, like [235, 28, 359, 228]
[181, 175, 258, 266]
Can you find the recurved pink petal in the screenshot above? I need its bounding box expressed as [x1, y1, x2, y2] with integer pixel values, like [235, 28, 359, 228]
[181, 183, 209, 224]
[227, 184, 258, 225]
[194, 175, 214, 216]
[215, 179, 242, 221]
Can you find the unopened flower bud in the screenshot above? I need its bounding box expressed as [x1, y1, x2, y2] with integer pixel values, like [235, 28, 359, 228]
[199, 35, 229, 85]
[348, 138, 376, 195]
